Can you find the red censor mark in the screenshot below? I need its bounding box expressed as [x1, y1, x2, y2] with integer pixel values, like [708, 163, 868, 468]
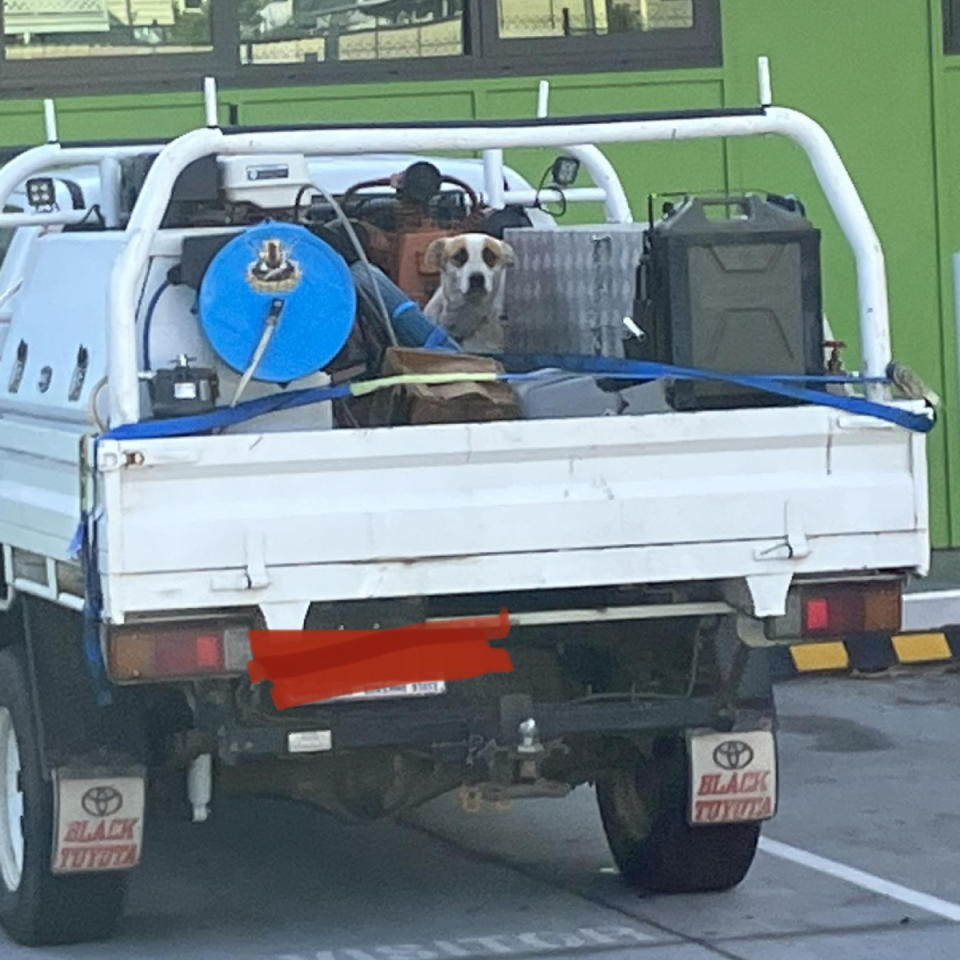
[248, 610, 514, 710]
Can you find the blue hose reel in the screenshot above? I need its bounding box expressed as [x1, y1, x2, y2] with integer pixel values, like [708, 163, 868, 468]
[198, 222, 357, 383]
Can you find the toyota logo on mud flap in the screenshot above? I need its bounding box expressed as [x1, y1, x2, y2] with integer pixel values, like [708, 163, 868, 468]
[81, 786, 123, 818]
[712, 740, 755, 771]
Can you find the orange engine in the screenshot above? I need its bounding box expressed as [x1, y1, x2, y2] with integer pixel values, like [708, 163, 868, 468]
[343, 163, 487, 306]
[362, 219, 483, 308]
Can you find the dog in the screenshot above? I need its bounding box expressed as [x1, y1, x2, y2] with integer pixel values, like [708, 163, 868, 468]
[423, 234, 515, 353]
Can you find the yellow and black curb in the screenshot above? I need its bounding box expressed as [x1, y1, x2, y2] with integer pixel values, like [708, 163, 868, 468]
[768, 631, 960, 680]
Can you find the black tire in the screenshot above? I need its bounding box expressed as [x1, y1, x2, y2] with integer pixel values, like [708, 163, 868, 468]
[596, 742, 760, 894]
[0, 645, 126, 945]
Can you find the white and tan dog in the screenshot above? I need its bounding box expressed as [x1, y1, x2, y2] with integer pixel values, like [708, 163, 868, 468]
[424, 234, 515, 353]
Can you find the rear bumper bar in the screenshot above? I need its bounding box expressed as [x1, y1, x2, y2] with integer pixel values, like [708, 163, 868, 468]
[210, 695, 768, 762]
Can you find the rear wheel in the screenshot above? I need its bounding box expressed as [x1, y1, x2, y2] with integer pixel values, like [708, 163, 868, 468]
[596, 741, 760, 894]
[0, 645, 125, 945]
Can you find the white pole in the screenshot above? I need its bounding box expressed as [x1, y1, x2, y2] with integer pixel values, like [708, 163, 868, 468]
[98, 157, 122, 228]
[43, 99, 58, 143]
[203, 76, 219, 128]
[482, 149, 506, 209]
[537, 80, 551, 120]
[758, 56, 773, 107]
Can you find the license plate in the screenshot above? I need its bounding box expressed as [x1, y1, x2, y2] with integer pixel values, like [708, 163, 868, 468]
[325, 680, 448, 702]
[687, 729, 777, 826]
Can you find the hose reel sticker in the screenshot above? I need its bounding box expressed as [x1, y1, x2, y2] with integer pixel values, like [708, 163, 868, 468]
[246, 238, 303, 294]
[52, 770, 145, 874]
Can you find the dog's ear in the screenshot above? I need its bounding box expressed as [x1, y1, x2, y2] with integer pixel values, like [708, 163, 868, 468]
[424, 238, 448, 272]
[499, 241, 516, 267]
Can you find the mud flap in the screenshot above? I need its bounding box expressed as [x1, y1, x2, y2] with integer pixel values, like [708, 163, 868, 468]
[51, 767, 146, 875]
[686, 730, 778, 826]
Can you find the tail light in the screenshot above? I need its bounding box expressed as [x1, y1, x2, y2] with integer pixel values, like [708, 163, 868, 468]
[107, 622, 248, 681]
[801, 582, 901, 637]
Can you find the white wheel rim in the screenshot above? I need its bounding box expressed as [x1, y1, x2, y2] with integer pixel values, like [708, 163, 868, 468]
[0, 707, 24, 892]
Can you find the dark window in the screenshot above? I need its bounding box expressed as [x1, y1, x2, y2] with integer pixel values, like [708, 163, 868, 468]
[0, 0, 233, 95]
[238, 0, 466, 67]
[0, 0, 721, 96]
[498, 0, 695, 40]
[946, 0, 960, 53]
[3, 0, 214, 60]
[482, 0, 720, 72]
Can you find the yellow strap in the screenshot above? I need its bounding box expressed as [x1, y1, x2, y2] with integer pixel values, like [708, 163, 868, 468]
[350, 372, 500, 398]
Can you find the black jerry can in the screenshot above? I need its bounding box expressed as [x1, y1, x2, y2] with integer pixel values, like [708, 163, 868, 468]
[636, 194, 824, 410]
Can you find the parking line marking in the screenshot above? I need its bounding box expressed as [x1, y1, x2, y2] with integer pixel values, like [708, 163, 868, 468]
[759, 837, 960, 922]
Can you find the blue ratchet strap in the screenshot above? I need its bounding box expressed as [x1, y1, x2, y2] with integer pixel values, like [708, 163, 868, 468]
[71, 509, 113, 707]
[99, 358, 934, 444]
[495, 354, 935, 434]
[103, 383, 352, 441]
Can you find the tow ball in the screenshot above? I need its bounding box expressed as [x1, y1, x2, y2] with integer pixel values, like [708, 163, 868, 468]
[458, 719, 569, 813]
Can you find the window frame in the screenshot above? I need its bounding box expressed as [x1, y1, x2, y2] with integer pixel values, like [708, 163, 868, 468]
[946, 0, 960, 54]
[0, 0, 722, 98]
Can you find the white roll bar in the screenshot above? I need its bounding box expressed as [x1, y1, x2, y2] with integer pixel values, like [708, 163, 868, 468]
[0, 138, 630, 224]
[0, 143, 168, 197]
[0, 142, 166, 229]
[523, 78, 634, 224]
[504, 187, 608, 207]
[481, 142, 632, 223]
[104, 107, 891, 424]
[563, 144, 633, 223]
[0, 209, 91, 228]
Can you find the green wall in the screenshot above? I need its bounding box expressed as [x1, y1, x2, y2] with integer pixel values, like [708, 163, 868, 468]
[2, 1, 958, 545]
[724, 0, 954, 548]
[932, 0, 960, 548]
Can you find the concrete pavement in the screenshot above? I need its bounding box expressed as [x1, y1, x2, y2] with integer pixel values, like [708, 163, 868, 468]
[6, 670, 959, 959]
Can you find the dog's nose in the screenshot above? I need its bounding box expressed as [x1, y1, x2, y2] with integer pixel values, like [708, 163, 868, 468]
[468, 273, 487, 292]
